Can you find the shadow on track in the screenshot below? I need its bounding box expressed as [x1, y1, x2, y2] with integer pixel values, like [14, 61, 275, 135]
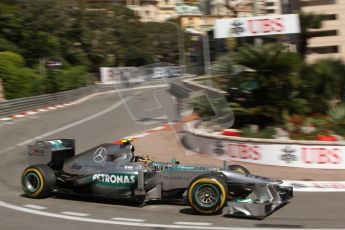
[20, 193, 188, 209]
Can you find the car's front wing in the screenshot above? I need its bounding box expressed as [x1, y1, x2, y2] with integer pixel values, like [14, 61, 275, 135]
[227, 184, 293, 219]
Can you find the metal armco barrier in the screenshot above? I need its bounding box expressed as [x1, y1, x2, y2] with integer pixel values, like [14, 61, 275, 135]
[0, 80, 167, 118]
[0, 85, 108, 117]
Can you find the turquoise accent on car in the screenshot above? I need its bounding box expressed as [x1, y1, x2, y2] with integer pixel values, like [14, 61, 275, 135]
[24, 172, 40, 193]
[148, 162, 220, 171]
[193, 184, 220, 208]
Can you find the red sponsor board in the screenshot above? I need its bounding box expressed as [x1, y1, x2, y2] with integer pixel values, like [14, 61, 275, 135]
[301, 147, 342, 164]
[227, 143, 261, 160]
[247, 18, 285, 34]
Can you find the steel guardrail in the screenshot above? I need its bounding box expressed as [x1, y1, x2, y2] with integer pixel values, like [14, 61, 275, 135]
[0, 80, 167, 118]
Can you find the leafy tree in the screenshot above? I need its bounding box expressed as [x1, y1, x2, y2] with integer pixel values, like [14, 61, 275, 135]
[300, 59, 345, 113]
[212, 55, 238, 78]
[55, 66, 87, 91]
[236, 44, 309, 121]
[213, 44, 308, 122]
[0, 2, 23, 53]
[144, 22, 181, 64]
[212, 54, 255, 91]
[0, 0, 191, 98]
[0, 51, 42, 99]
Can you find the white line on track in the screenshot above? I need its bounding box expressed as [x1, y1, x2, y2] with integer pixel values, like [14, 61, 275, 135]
[14, 114, 25, 118]
[0, 201, 341, 230]
[150, 126, 165, 131]
[0, 118, 12, 121]
[22, 204, 47, 210]
[14, 97, 130, 148]
[126, 133, 149, 139]
[0, 201, 275, 229]
[16, 140, 33, 147]
[112, 84, 168, 93]
[111, 217, 146, 222]
[174, 222, 212, 226]
[0, 84, 168, 156]
[37, 109, 47, 112]
[61, 211, 90, 217]
[0, 146, 16, 155]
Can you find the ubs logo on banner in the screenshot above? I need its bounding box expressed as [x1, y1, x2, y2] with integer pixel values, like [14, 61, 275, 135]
[280, 146, 297, 163]
[302, 147, 342, 164]
[230, 20, 245, 36]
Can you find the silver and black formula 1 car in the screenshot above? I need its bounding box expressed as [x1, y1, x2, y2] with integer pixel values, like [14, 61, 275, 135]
[21, 139, 293, 218]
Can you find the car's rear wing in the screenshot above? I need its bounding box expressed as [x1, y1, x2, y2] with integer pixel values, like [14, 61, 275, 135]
[28, 139, 75, 170]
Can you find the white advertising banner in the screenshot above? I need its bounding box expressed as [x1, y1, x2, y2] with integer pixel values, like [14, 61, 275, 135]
[214, 14, 300, 38]
[282, 180, 345, 192]
[100, 66, 183, 85]
[200, 138, 345, 169]
[100, 67, 145, 85]
[181, 133, 345, 169]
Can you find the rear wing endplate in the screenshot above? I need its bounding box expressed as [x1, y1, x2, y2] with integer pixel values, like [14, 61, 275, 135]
[28, 139, 75, 169]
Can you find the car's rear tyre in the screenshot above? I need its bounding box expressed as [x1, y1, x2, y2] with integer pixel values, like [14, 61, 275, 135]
[187, 175, 228, 215]
[21, 164, 56, 198]
[228, 165, 250, 174]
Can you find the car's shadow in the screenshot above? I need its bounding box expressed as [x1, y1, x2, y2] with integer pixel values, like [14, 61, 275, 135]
[179, 208, 207, 216]
[179, 208, 280, 220]
[180, 202, 291, 220]
[20, 193, 142, 207]
[20, 193, 188, 208]
[20, 193, 291, 220]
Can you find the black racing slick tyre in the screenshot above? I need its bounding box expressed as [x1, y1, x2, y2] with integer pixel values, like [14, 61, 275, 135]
[21, 164, 56, 198]
[187, 175, 228, 215]
[228, 165, 250, 174]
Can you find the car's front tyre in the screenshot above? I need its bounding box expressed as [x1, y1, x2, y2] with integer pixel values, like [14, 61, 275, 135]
[21, 164, 56, 198]
[187, 175, 228, 215]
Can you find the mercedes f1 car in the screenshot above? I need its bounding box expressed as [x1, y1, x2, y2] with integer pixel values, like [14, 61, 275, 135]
[21, 139, 293, 218]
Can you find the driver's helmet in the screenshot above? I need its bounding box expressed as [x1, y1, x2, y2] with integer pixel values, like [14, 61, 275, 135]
[114, 138, 135, 153]
[121, 138, 133, 145]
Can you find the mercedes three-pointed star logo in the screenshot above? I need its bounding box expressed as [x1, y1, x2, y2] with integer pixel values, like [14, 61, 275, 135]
[93, 147, 107, 163]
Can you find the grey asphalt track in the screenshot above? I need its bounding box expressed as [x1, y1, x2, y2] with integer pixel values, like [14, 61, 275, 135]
[0, 85, 344, 230]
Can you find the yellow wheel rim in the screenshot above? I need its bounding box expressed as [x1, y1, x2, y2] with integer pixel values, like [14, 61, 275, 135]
[188, 178, 227, 214]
